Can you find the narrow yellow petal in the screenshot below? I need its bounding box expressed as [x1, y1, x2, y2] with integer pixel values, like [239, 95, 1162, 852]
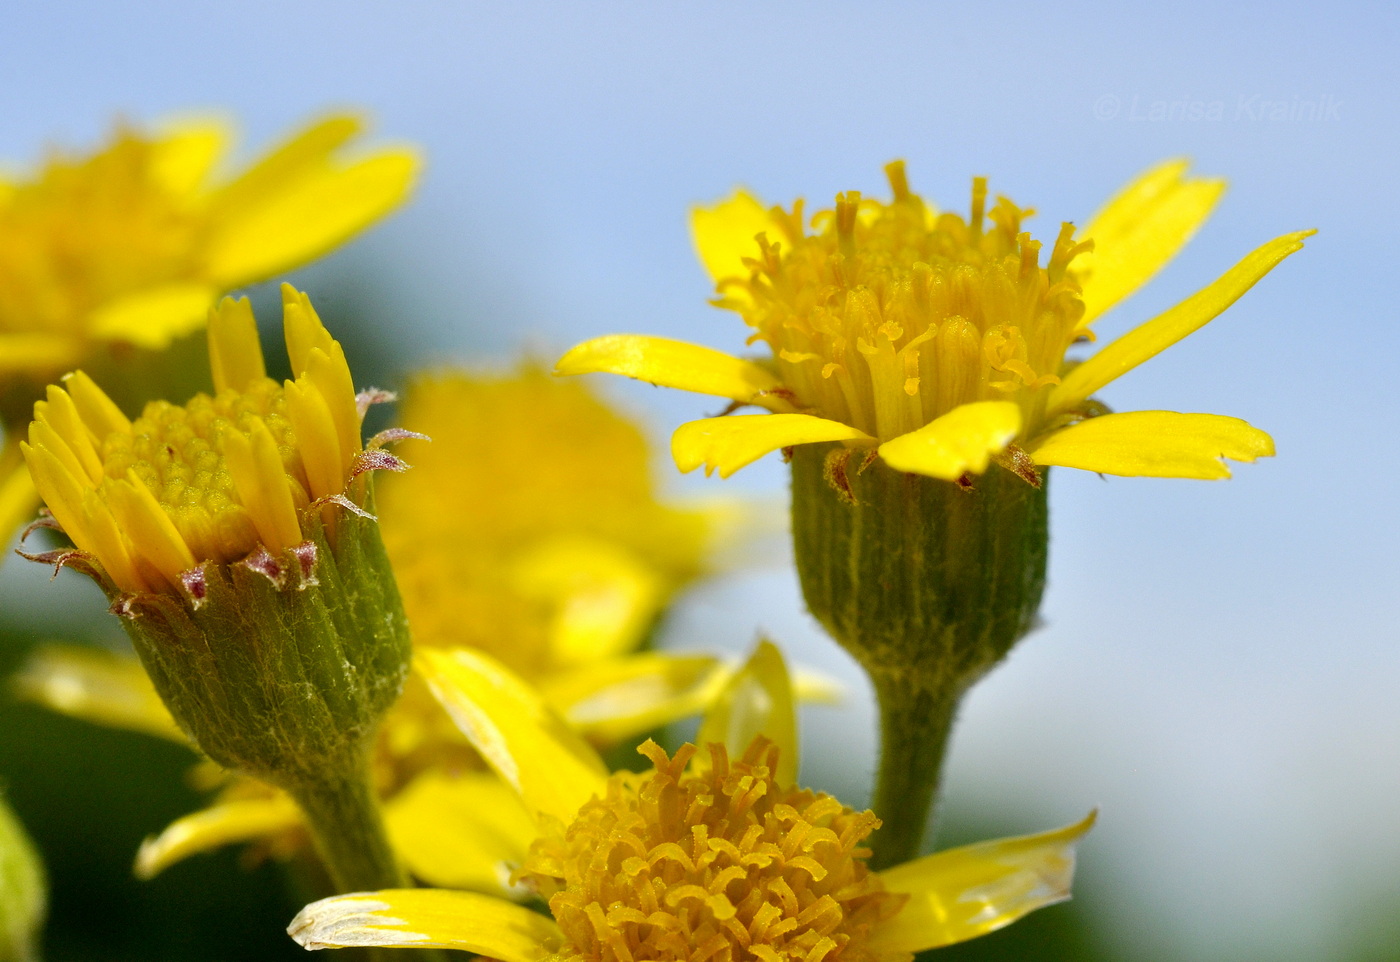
[28, 420, 97, 493]
[13, 645, 183, 742]
[135, 795, 303, 879]
[1049, 230, 1315, 416]
[384, 771, 536, 895]
[62, 371, 131, 438]
[555, 335, 793, 411]
[540, 653, 728, 744]
[672, 413, 874, 478]
[150, 117, 231, 197]
[1078, 159, 1226, 323]
[695, 640, 798, 786]
[108, 474, 197, 587]
[870, 812, 1097, 953]
[204, 150, 420, 285]
[877, 402, 1021, 480]
[220, 419, 302, 552]
[289, 889, 560, 957]
[1028, 410, 1274, 479]
[691, 189, 772, 285]
[21, 442, 96, 553]
[86, 282, 220, 349]
[207, 297, 267, 394]
[206, 114, 363, 220]
[284, 380, 345, 503]
[281, 284, 334, 377]
[415, 647, 608, 824]
[304, 344, 362, 464]
[80, 488, 149, 593]
[41, 386, 103, 483]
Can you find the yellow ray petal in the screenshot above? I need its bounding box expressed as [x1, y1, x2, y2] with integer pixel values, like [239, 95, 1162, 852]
[210, 115, 363, 215]
[62, 371, 131, 438]
[877, 402, 1021, 480]
[1028, 410, 1274, 479]
[673, 413, 874, 478]
[13, 645, 183, 742]
[870, 811, 1097, 953]
[415, 647, 607, 824]
[556, 334, 794, 411]
[0, 334, 80, 374]
[107, 475, 196, 588]
[384, 771, 536, 895]
[691, 189, 772, 285]
[1077, 159, 1226, 324]
[207, 296, 267, 394]
[0, 453, 38, 553]
[150, 117, 231, 197]
[289, 888, 561, 956]
[222, 418, 302, 552]
[695, 640, 798, 785]
[22, 442, 97, 552]
[86, 282, 220, 350]
[135, 794, 303, 879]
[204, 149, 420, 285]
[540, 652, 728, 744]
[1049, 230, 1314, 416]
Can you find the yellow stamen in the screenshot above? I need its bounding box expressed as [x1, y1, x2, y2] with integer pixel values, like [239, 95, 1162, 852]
[519, 737, 908, 962]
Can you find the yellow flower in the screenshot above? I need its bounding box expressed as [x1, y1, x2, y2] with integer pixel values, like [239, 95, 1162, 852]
[16, 369, 802, 891]
[21, 285, 372, 594]
[0, 111, 419, 551]
[289, 642, 1094, 958]
[557, 160, 1311, 484]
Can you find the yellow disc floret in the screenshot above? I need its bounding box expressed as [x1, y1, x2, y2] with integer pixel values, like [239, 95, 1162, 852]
[21, 286, 364, 595]
[725, 163, 1091, 442]
[519, 737, 909, 962]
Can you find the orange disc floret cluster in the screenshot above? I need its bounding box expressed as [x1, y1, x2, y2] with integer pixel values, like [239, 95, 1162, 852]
[724, 163, 1091, 442]
[21, 287, 364, 595]
[519, 737, 910, 962]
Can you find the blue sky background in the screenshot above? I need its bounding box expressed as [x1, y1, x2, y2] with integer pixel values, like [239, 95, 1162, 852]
[1, 3, 1395, 959]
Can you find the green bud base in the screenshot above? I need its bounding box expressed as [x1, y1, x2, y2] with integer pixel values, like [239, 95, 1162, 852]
[112, 509, 411, 894]
[791, 444, 1049, 868]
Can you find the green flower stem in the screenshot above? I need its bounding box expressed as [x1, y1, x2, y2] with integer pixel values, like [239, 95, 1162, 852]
[288, 755, 405, 894]
[790, 444, 1049, 869]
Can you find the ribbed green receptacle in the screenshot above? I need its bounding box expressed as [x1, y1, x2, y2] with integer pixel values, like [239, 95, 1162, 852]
[111, 508, 411, 895]
[790, 444, 1049, 868]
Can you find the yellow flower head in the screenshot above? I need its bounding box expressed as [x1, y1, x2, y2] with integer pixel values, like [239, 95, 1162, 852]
[0, 113, 418, 378]
[290, 643, 1094, 959]
[379, 368, 722, 678]
[558, 160, 1312, 483]
[21, 284, 381, 595]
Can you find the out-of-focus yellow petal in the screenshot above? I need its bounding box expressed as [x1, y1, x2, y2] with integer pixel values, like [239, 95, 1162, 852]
[203, 149, 420, 285]
[86, 281, 219, 349]
[877, 402, 1021, 479]
[0, 447, 38, 552]
[540, 652, 727, 744]
[13, 645, 183, 742]
[695, 640, 798, 785]
[1049, 230, 1315, 416]
[870, 812, 1097, 953]
[556, 334, 793, 411]
[208, 114, 364, 217]
[135, 795, 303, 879]
[415, 648, 607, 824]
[384, 771, 535, 895]
[1077, 159, 1226, 324]
[673, 413, 874, 478]
[691, 189, 772, 285]
[289, 888, 560, 956]
[509, 536, 663, 667]
[206, 297, 266, 394]
[150, 118, 231, 197]
[0, 334, 79, 374]
[1028, 411, 1274, 479]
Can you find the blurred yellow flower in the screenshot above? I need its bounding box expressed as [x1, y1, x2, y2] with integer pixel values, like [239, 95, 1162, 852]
[0, 112, 418, 552]
[290, 642, 1094, 959]
[558, 160, 1311, 484]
